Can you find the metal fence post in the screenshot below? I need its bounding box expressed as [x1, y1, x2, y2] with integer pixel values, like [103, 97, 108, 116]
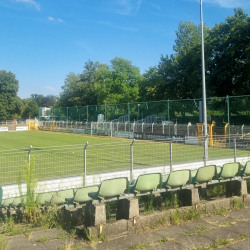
[168, 99, 170, 138]
[128, 103, 130, 132]
[227, 95, 230, 144]
[83, 142, 88, 186]
[105, 103, 107, 121]
[87, 105, 89, 133]
[130, 139, 135, 181]
[28, 145, 32, 167]
[111, 121, 113, 138]
[170, 141, 172, 173]
[67, 107, 69, 132]
[234, 136, 236, 162]
[204, 136, 208, 166]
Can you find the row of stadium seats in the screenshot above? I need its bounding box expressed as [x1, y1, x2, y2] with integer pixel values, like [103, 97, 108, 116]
[1, 161, 250, 210]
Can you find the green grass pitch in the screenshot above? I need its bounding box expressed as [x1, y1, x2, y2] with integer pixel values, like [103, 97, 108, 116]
[0, 131, 247, 185]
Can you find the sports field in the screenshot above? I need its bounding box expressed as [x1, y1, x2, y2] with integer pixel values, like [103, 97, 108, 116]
[0, 131, 248, 185]
[0, 130, 127, 150]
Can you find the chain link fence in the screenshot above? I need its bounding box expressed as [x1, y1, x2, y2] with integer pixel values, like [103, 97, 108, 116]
[1, 135, 250, 185]
[39, 95, 250, 138]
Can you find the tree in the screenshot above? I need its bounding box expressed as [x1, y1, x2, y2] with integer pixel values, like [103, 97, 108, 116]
[30, 94, 58, 107]
[0, 70, 21, 120]
[22, 100, 39, 118]
[95, 57, 143, 104]
[208, 8, 250, 96]
[139, 21, 211, 101]
[58, 60, 99, 107]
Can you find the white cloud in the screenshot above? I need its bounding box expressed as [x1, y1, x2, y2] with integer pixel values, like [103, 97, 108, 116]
[204, 0, 250, 8]
[14, 0, 40, 10]
[98, 21, 138, 31]
[48, 17, 64, 22]
[191, 0, 250, 9]
[151, 4, 160, 10]
[42, 86, 57, 91]
[107, 0, 143, 15]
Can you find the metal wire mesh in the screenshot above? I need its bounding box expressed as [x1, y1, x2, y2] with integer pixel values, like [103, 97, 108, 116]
[1, 135, 250, 185]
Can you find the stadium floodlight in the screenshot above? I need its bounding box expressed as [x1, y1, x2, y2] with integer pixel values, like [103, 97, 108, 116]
[200, 0, 208, 163]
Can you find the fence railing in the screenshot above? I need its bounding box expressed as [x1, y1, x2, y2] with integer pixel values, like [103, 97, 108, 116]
[1, 135, 250, 185]
[40, 120, 250, 140]
[0, 120, 26, 126]
[38, 95, 250, 129]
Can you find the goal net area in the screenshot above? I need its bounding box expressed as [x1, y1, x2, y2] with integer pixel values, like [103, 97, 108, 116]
[28, 119, 38, 131]
[42, 121, 55, 131]
[91, 122, 112, 136]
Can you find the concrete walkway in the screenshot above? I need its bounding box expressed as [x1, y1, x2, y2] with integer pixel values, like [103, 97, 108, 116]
[3, 206, 250, 250]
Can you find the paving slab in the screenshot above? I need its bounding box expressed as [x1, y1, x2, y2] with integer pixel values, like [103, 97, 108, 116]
[153, 224, 189, 239]
[7, 235, 47, 250]
[201, 214, 235, 226]
[175, 234, 214, 250]
[227, 238, 250, 250]
[227, 208, 250, 221]
[27, 228, 69, 242]
[226, 220, 250, 236]
[42, 238, 84, 250]
[95, 231, 163, 250]
[146, 241, 185, 250]
[202, 226, 241, 242]
[179, 219, 212, 234]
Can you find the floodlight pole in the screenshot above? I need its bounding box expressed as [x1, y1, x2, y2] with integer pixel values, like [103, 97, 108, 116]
[201, 0, 208, 162]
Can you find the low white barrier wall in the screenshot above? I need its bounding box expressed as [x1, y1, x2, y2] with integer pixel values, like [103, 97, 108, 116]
[2, 156, 249, 199]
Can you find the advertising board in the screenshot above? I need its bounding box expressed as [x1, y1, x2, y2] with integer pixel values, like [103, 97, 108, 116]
[0, 127, 8, 132]
[114, 131, 134, 139]
[16, 126, 28, 131]
[73, 128, 85, 134]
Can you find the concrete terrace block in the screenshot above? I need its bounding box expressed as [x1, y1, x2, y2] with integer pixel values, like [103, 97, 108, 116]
[87, 219, 129, 239]
[225, 180, 247, 197]
[178, 188, 200, 206]
[85, 202, 106, 227]
[135, 210, 171, 230]
[205, 199, 227, 213]
[116, 198, 139, 220]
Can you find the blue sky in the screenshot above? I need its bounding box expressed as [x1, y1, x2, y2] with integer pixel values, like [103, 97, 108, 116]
[1, 0, 250, 99]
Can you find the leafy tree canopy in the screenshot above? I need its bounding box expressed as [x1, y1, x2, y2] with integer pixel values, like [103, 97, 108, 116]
[0, 70, 21, 120]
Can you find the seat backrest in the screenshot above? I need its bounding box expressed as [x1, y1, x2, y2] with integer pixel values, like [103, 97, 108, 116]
[164, 170, 190, 188]
[12, 196, 26, 207]
[0, 186, 2, 205]
[98, 177, 128, 199]
[195, 165, 216, 183]
[133, 173, 162, 193]
[220, 162, 240, 179]
[36, 192, 54, 205]
[243, 161, 250, 176]
[74, 185, 99, 203]
[1, 197, 14, 208]
[52, 189, 74, 204]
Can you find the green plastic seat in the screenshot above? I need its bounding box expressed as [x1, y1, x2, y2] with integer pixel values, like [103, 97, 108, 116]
[0, 186, 3, 205]
[11, 196, 26, 207]
[35, 192, 54, 205]
[1, 197, 14, 208]
[73, 185, 99, 204]
[129, 173, 162, 193]
[162, 170, 190, 189]
[98, 177, 128, 199]
[239, 161, 250, 177]
[52, 189, 74, 205]
[191, 165, 216, 184]
[216, 162, 240, 179]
